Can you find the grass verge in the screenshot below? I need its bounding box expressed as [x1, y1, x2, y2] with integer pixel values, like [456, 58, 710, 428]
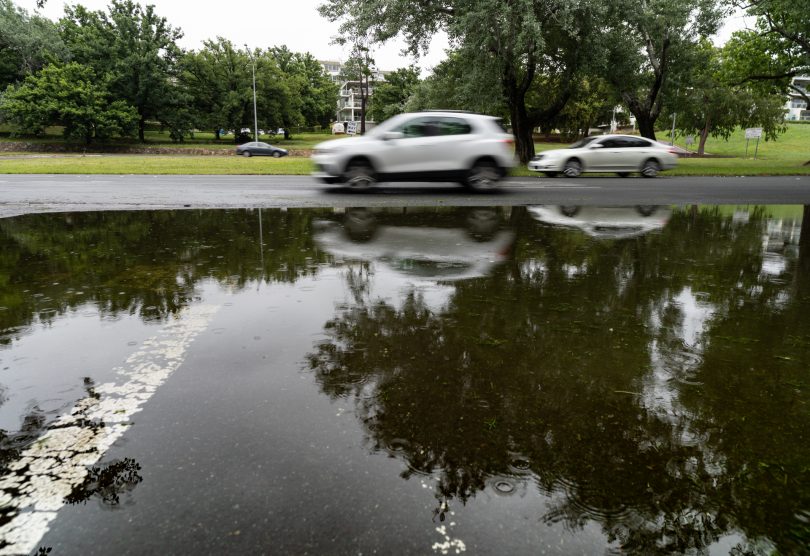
[0, 155, 315, 174]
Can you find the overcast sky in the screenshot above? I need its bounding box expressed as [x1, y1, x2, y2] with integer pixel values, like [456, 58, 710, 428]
[16, 0, 450, 73]
[17, 0, 750, 73]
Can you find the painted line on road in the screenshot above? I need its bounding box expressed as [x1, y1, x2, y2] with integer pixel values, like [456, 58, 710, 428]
[507, 180, 600, 188]
[0, 304, 220, 555]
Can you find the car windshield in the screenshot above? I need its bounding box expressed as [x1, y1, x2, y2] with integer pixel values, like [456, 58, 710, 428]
[568, 136, 599, 149]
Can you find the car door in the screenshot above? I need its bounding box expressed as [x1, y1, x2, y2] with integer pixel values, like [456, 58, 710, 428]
[379, 117, 435, 175]
[585, 138, 620, 171]
[623, 137, 654, 169]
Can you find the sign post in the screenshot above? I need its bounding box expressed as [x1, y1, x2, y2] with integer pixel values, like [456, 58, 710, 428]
[745, 127, 763, 159]
[685, 135, 694, 152]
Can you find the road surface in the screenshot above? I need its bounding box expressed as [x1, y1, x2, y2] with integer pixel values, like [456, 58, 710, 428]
[1, 174, 809, 217]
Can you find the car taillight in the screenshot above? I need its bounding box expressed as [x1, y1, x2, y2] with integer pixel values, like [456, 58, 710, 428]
[668, 148, 678, 154]
[501, 138, 514, 144]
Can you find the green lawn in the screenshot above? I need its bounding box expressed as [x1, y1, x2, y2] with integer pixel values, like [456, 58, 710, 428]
[0, 155, 315, 174]
[659, 123, 810, 164]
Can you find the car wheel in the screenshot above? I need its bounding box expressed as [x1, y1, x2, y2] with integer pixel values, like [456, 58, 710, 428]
[617, 172, 630, 178]
[543, 171, 559, 178]
[242, 151, 251, 157]
[563, 159, 582, 177]
[466, 209, 500, 240]
[272, 151, 281, 158]
[344, 159, 376, 189]
[641, 159, 660, 178]
[465, 159, 500, 191]
[344, 208, 377, 241]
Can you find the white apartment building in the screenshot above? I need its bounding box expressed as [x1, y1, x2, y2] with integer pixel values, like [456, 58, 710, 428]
[785, 76, 809, 121]
[320, 60, 389, 123]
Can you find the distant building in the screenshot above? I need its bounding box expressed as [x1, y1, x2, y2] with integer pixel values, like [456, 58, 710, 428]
[785, 76, 809, 121]
[320, 60, 389, 124]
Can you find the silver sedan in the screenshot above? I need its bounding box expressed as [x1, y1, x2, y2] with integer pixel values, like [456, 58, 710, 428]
[528, 134, 679, 178]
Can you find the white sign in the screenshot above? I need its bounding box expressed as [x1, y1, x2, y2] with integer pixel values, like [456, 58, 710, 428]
[685, 135, 694, 146]
[346, 121, 357, 135]
[745, 127, 763, 139]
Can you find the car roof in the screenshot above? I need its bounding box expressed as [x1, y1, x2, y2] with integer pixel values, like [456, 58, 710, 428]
[596, 134, 654, 140]
[408, 111, 496, 120]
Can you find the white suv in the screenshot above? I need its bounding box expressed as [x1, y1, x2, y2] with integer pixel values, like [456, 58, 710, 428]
[312, 111, 516, 190]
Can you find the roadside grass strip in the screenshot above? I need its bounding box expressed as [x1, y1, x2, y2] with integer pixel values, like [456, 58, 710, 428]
[0, 304, 219, 555]
[0, 155, 315, 175]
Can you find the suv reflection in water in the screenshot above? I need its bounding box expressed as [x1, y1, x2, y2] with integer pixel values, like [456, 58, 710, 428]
[313, 208, 515, 281]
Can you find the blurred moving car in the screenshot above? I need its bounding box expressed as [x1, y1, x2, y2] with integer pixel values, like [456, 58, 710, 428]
[527, 135, 678, 178]
[236, 142, 289, 158]
[528, 205, 671, 239]
[313, 207, 515, 281]
[312, 111, 516, 190]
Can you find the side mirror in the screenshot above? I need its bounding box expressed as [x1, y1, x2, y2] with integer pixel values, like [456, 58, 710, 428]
[382, 131, 404, 141]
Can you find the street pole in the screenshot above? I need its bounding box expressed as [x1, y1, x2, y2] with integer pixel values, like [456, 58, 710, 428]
[245, 45, 259, 141]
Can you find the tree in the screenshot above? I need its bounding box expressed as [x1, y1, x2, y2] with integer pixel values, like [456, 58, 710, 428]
[665, 40, 786, 155]
[722, 23, 809, 108]
[404, 52, 506, 117]
[368, 65, 419, 122]
[181, 39, 303, 142]
[0, 62, 137, 143]
[318, 0, 602, 162]
[269, 46, 338, 134]
[602, 0, 723, 140]
[552, 78, 619, 139]
[59, 0, 184, 142]
[0, 0, 66, 90]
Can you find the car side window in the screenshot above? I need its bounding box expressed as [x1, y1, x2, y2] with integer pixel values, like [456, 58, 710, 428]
[627, 138, 652, 148]
[600, 138, 622, 148]
[399, 118, 431, 138]
[437, 117, 472, 135]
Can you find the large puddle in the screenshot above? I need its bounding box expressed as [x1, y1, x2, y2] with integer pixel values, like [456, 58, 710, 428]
[0, 206, 808, 554]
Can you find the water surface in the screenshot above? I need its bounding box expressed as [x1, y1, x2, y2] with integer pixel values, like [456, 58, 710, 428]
[0, 205, 808, 555]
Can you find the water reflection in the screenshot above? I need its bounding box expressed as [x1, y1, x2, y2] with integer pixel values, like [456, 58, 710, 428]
[313, 207, 515, 281]
[0, 206, 808, 554]
[308, 205, 810, 554]
[528, 205, 671, 239]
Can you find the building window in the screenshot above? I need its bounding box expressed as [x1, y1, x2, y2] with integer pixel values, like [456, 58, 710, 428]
[791, 99, 807, 108]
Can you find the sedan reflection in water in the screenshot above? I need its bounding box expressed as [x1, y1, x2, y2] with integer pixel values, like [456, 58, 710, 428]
[313, 207, 515, 281]
[528, 205, 671, 239]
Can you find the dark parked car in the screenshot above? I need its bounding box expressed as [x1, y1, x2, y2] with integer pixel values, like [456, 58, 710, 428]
[236, 142, 289, 158]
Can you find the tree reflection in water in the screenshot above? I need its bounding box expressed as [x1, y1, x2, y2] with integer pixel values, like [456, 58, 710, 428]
[308, 206, 810, 555]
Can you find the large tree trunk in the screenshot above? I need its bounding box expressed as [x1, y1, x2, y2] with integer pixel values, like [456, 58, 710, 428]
[634, 113, 657, 141]
[697, 116, 711, 156]
[511, 109, 534, 164]
[504, 72, 535, 164]
[214, 129, 220, 141]
[796, 205, 810, 298]
[138, 117, 146, 143]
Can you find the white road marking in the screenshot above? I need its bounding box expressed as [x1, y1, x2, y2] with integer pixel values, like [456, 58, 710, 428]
[0, 304, 219, 555]
[507, 180, 600, 188]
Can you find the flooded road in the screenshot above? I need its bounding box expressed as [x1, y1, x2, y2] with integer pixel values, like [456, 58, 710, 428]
[0, 205, 808, 554]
